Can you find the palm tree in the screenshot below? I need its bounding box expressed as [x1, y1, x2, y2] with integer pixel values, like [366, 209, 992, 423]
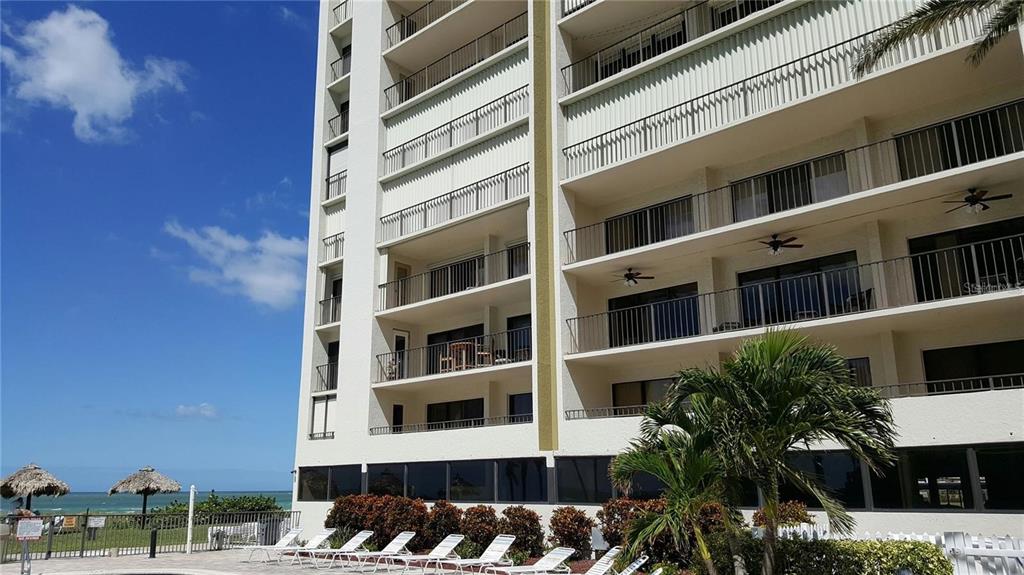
[854, 0, 1022, 76]
[652, 330, 897, 575]
[610, 429, 723, 575]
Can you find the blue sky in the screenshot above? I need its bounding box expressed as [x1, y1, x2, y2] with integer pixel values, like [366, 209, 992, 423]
[1, 2, 319, 491]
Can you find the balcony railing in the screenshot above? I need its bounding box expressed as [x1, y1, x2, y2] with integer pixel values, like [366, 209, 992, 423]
[330, 0, 351, 27]
[314, 363, 338, 393]
[378, 244, 530, 311]
[318, 295, 342, 326]
[369, 414, 532, 436]
[379, 163, 529, 243]
[564, 98, 1024, 264]
[562, 7, 992, 178]
[320, 232, 344, 263]
[330, 53, 352, 82]
[561, 0, 781, 94]
[309, 431, 335, 440]
[377, 326, 532, 382]
[565, 405, 648, 420]
[383, 12, 528, 111]
[328, 109, 349, 141]
[876, 373, 1024, 399]
[383, 86, 529, 175]
[385, 0, 468, 49]
[325, 171, 347, 202]
[561, 0, 596, 17]
[567, 234, 1024, 353]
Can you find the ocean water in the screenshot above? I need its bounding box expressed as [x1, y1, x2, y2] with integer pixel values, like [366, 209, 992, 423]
[8, 491, 292, 515]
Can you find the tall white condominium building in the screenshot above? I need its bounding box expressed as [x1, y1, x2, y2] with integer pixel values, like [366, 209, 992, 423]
[295, 0, 1024, 535]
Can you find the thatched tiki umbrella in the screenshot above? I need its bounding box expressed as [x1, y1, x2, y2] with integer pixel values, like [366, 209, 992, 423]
[1, 463, 71, 510]
[109, 466, 180, 519]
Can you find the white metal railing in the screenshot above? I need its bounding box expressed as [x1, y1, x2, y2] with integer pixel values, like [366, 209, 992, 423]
[330, 0, 351, 27]
[874, 373, 1024, 399]
[562, 7, 993, 178]
[383, 86, 529, 175]
[561, 0, 596, 17]
[325, 171, 347, 202]
[320, 232, 344, 263]
[379, 163, 529, 243]
[567, 234, 1024, 353]
[563, 99, 1024, 264]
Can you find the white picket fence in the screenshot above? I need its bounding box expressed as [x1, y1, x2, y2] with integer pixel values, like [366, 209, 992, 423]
[777, 524, 1024, 575]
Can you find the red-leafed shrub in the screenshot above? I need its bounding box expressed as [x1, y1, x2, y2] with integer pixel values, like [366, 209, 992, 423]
[596, 498, 725, 566]
[323, 495, 428, 549]
[752, 500, 814, 528]
[499, 505, 544, 558]
[424, 500, 463, 549]
[461, 505, 499, 549]
[548, 506, 595, 560]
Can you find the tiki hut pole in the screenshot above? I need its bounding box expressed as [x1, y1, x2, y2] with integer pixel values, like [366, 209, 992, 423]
[1, 463, 71, 511]
[109, 466, 181, 522]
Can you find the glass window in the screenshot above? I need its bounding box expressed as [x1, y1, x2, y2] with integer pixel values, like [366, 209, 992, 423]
[407, 462, 447, 501]
[450, 460, 494, 502]
[905, 448, 972, 509]
[629, 472, 664, 500]
[608, 284, 700, 347]
[869, 460, 905, 509]
[497, 458, 547, 502]
[427, 398, 484, 426]
[298, 467, 330, 501]
[329, 465, 362, 499]
[613, 378, 673, 407]
[846, 357, 872, 387]
[508, 393, 533, 420]
[976, 445, 1024, 510]
[738, 251, 863, 327]
[556, 457, 613, 503]
[367, 464, 404, 496]
[781, 451, 865, 509]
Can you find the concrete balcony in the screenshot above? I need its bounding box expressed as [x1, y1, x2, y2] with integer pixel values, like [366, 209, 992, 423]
[327, 54, 351, 94]
[384, 0, 525, 74]
[323, 171, 347, 206]
[329, 0, 352, 34]
[319, 232, 344, 266]
[369, 413, 532, 436]
[561, 7, 1020, 199]
[375, 327, 532, 384]
[325, 109, 349, 147]
[314, 362, 339, 394]
[317, 295, 342, 328]
[562, 99, 1024, 279]
[378, 163, 529, 247]
[382, 12, 527, 112]
[565, 234, 1024, 362]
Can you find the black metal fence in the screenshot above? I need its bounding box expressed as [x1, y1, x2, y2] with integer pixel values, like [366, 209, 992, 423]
[376, 326, 532, 382]
[385, 0, 468, 48]
[369, 414, 532, 436]
[325, 171, 347, 202]
[383, 12, 527, 111]
[328, 109, 349, 140]
[318, 295, 342, 326]
[1, 511, 299, 562]
[567, 234, 1024, 353]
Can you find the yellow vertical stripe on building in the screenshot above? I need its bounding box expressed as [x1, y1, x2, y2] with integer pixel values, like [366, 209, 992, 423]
[531, 0, 557, 451]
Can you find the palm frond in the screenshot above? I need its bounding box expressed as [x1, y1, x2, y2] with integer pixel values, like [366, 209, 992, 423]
[853, 0, 1000, 76]
[778, 466, 856, 535]
[968, 0, 1023, 65]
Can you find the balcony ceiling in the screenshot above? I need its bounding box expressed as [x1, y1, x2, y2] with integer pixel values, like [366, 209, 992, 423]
[562, 41, 1024, 206]
[376, 274, 531, 324]
[382, 199, 529, 262]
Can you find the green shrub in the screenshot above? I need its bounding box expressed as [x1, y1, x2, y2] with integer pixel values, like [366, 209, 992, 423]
[752, 500, 814, 528]
[424, 500, 463, 549]
[152, 493, 283, 514]
[499, 505, 544, 558]
[694, 531, 952, 575]
[596, 498, 724, 567]
[461, 505, 499, 549]
[323, 494, 428, 549]
[548, 506, 595, 560]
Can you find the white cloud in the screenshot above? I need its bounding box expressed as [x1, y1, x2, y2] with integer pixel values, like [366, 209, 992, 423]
[164, 220, 306, 309]
[277, 6, 306, 28]
[0, 5, 187, 142]
[175, 403, 218, 419]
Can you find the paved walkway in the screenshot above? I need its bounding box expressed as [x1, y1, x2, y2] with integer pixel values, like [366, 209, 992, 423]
[0, 549, 368, 575]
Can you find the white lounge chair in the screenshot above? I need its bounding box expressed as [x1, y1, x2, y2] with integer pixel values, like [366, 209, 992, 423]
[383, 533, 465, 573]
[331, 530, 417, 571]
[483, 546, 575, 575]
[436, 534, 516, 574]
[616, 555, 649, 575]
[309, 529, 374, 569]
[581, 546, 621, 575]
[240, 526, 303, 563]
[277, 528, 337, 566]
